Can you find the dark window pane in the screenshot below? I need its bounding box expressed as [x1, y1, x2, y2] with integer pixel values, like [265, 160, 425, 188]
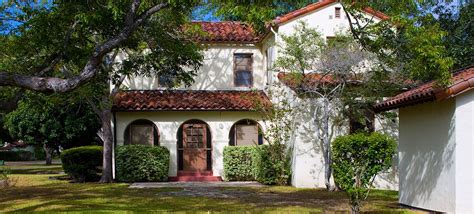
[235, 70, 252, 86]
[234, 54, 253, 87]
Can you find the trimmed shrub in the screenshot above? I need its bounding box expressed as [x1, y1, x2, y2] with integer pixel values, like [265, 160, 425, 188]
[223, 146, 256, 181]
[332, 132, 396, 213]
[61, 146, 102, 182]
[252, 144, 291, 185]
[115, 145, 170, 182]
[0, 150, 34, 161]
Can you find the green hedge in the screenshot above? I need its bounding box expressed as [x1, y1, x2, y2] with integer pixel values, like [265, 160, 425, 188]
[222, 145, 291, 185]
[223, 146, 256, 181]
[0, 150, 34, 161]
[115, 145, 170, 182]
[252, 144, 291, 185]
[61, 146, 102, 182]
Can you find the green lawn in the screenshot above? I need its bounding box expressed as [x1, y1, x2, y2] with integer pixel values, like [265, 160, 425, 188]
[0, 164, 420, 213]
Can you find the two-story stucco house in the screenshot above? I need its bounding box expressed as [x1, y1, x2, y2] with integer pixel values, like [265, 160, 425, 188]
[111, 0, 396, 187]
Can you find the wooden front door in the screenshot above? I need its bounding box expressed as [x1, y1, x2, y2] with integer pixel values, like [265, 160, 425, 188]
[182, 124, 208, 171]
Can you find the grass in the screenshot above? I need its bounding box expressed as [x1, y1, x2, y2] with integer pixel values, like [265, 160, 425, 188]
[0, 163, 421, 213]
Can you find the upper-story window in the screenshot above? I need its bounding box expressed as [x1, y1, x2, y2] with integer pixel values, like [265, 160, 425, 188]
[335, 7, 341, 18]
[234, 53, 253, 87]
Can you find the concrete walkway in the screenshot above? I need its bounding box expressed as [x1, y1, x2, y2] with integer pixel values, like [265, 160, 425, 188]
[130, 181, 268, 199]
[129, 181, 264, 189]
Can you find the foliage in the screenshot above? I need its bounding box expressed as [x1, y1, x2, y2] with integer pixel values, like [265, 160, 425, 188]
[0, 150, 34, 161]
[209, 0, 455, 85]
[252, 145, 291, 185]
[115, 145, 170, 182]
[332, 132, 396, 214]
[1, 0, 204, 182]
[431, 2, 473, 69]
[273, 22, 372, 190]
[61, 146, 103, 182]
[33, 145, 46, 160]
[3, 93, 100, 159]
[223, 146, 256, 181]
[205, 0, 318, 32]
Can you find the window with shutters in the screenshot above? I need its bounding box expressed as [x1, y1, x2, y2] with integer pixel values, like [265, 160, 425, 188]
[234, 53, 253, 87]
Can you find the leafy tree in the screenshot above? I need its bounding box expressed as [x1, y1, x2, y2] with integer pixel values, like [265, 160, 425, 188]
[431, 2, 473, 68]
[0, 1, 203, 182]
[332, 132, 396, 214]
[273, 22, 380, 190]
[4, 93, 100, 165]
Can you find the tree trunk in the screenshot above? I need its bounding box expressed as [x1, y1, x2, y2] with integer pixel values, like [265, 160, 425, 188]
[43, 143, 53, 165]
[322, 98, 333, 190]
[99, 109, 114, 183]
[350, 204, 360, 214]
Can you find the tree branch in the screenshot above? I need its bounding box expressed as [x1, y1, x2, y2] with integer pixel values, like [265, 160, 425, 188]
[0, 2, 169, 93]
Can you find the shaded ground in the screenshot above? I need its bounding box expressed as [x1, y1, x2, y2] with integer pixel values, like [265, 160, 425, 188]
[0, 162, 423, 213]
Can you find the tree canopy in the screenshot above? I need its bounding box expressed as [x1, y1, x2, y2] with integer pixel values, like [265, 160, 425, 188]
[0, 0, 203, 92]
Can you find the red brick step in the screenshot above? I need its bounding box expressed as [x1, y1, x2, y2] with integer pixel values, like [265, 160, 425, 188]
[169, 170, 222, 182]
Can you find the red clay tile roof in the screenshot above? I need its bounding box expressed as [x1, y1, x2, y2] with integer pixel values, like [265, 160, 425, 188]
[374, 66, 474, 112]
[113, 90, 271, 111]
[192, 21, 261, 43]
[272, 0, 389, 26]
[278, 72, 361, 90]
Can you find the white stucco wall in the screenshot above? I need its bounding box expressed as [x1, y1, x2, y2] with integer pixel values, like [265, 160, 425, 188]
[398, 99, 456, 212]
[278, 3, 354, 38]
[454, 89, 474, 213]
[114, 111, 264, 177]
[287, 95, 398, 190]
[122, 44, 266, 90]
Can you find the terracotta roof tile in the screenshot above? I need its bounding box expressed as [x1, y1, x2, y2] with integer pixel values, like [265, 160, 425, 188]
[113, 90, 271, 111]
[192, 21, 261, 43]
[278, 72, 361, 90]
[273, 0, 388, 26]
[374, 66, 474, 112]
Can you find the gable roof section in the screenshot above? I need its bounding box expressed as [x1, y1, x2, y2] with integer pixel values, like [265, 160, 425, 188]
[272, 0, 389, 26]
[192, 21, 261, 43]
[374, 65, 474, 112]
[113, 90, 271, 111]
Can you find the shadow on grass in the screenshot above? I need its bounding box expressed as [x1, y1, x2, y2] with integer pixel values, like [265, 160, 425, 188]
[0, 175, 410, 213]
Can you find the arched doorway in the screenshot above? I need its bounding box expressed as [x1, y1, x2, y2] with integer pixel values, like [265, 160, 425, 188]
[229, 119, 264, 146]
[177, 119, 212, 172]
[124, 119, 159, 146]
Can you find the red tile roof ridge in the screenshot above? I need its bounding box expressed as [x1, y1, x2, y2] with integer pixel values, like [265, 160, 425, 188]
[374, 65, 474, 112]
[273, 0, 389, 26]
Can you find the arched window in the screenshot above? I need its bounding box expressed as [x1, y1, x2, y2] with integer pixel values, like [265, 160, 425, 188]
[229, 119, 263, 146]
[124, 119, 159, 146]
